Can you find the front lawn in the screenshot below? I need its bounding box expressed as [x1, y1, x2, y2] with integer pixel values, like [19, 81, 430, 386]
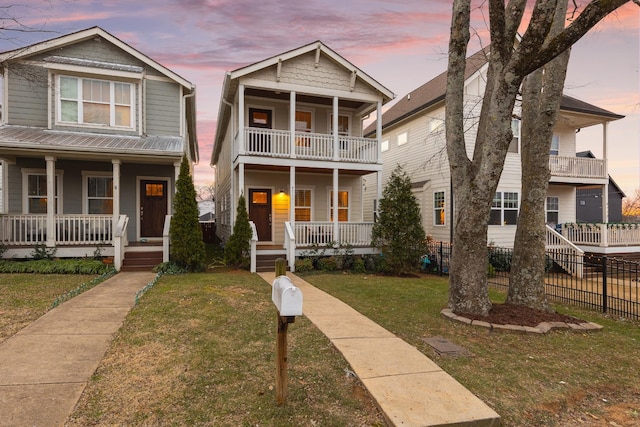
[0, 273, 99, 343]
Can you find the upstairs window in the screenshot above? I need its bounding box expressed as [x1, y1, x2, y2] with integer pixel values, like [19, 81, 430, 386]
[397, 131, 408, 146]
[381, 139, 389, 152]
[58, 76, 134, 130]
[550, 135, 559, 156]
[508, 119, 520, 153]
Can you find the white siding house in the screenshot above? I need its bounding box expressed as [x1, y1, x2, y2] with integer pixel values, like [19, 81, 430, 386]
[211, 41, 394, 271]
[364, 48, 626, 252]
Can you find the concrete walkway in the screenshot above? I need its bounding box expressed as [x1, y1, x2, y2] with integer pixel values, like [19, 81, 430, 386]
[259, 272, 501, 427]
[0, 271, 155, 427]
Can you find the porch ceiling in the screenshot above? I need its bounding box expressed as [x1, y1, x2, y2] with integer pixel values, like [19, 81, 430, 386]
[245, 88, 364, 109]
[243, 163, 370, 176]
[0, 125, 184, 163]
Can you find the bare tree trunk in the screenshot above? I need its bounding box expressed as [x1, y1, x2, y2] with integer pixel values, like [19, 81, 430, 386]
[445, 0, 633, 316]
[508, 0, 571, 312]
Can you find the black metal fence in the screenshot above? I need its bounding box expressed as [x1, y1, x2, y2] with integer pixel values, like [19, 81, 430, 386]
[423, 241, 640, 321]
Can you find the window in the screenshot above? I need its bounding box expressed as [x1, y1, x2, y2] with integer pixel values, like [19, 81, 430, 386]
[295, 189, 312, 221]
[508, 119, 520, 153]
[330, 190, 349, 221]
[331, 114, 350, 136]
[489, 192, 519, 225]
[295, 110, 312, 147]
[434, 191, 445, 225]
[58, 75, 134, 129]
[550, 135, 559, 156]
[381, 139, 389, 152]
[331, 114, 350, 150]
[429, 118, 444, 133]
[23, 172, 61, 214]
[85, 174, 113, 214]
[397, 132, 408, 146]
[546, 196, 559, 225]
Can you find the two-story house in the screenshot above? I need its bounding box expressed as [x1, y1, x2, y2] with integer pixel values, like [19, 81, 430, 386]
[0, 27, 198, 270]
[210, 41, 393, 271]
[363, 48, 628, 256]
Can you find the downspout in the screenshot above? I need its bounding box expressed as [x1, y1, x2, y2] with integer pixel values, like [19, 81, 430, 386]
[221, 97, 236, 230]
[182, 88, 197, 164]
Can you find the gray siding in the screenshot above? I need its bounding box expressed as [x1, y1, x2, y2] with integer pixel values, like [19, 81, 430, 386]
[576, 184, 623, 223]
[145, 80, 181, 136]
[7, 65, 49, 126]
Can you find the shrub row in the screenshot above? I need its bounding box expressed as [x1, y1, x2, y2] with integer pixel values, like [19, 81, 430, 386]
[0, 259, 112, 275]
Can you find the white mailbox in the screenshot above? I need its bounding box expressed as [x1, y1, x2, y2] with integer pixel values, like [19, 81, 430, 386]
[272, 275, 303, 316]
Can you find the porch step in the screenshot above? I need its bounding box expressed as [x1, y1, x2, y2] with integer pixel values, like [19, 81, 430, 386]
[256, 253, 288, 273]
[121, 250, 163, 272]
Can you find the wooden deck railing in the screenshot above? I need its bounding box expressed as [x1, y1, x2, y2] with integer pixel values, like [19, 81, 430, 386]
[561, 223, 640, 247]
[545, 225, 584, 278]
[292, 221, 373, 248]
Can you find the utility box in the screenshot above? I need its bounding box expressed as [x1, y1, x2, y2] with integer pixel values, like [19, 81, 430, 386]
[272, 275, 303, 316]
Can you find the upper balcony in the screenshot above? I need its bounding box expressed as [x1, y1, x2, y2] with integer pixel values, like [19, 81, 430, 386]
[233, 127, 379, 165]
[549, 155, 606, 183]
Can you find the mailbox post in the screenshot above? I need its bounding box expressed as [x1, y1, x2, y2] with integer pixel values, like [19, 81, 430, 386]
[272, 259, 303, 405]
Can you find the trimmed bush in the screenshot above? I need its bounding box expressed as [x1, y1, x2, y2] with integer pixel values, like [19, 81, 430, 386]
[224, 194, 252, 269]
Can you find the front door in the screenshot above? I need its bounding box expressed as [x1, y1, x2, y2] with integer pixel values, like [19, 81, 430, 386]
[140, 180, 168, 238]
[249, 189, 272, 242]
[248, 108, 272, 153]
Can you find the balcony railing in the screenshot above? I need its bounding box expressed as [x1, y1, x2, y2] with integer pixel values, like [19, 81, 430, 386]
[292, 221, 374, 247]
[236, 127, 379, 164]
[0, 214, 114, 246]
[560, 223, 640, 247]
[549, 156, 606, 179]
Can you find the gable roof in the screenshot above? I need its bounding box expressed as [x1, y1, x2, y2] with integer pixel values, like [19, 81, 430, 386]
[0, 26, 194, 90]
[0, 26, 199, 163]
[365, 47, 624, 136]
[211, 40, 394, 166]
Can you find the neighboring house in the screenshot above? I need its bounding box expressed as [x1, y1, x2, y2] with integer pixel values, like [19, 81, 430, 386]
[210, 41, 394, 271]
[575, 151, 625, 223]
[364, 48, 631, 256]
[0, 27, 198, 270]
[198, 199, 215, 219]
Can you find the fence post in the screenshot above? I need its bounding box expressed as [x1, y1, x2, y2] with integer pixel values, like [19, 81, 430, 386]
[601, 255, 608, 314]
[439, 241, 443, 275]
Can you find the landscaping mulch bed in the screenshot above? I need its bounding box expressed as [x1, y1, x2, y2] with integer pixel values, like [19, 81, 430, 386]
[457, 303, 585, 327]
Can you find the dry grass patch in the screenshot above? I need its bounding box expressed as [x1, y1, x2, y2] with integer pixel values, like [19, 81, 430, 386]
[0, 273, 97, 343]
[69, 270, 385, 426]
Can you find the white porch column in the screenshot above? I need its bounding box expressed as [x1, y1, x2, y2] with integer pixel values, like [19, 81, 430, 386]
[376, 101, 382, 163]
[238, 84, 245, 155]
[333, 168, 339, 243]
[238, 162, 245, 199]
[112, 160, 121, 224]
[45, 155, 56, 247]
[174, 162, 181, 194]
[290, 91, 296, 159]
[376, 171, 382, 218]
[289, 166, 296, 224]
[333, 96, 339, 161]
[602, 121, 609, 223]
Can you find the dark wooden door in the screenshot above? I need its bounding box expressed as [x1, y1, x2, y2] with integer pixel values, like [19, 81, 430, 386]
[248, 108, 272, 152]
[249, 189, 272, 241]
[140, 180, 168, 238]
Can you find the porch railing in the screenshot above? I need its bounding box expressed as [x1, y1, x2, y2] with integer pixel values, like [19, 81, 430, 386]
[561, 223, 640, 248]
[239, 127, 379, 164]
[0, 214, 113, 246]
[549, 156, 606, 179]
[545, 225, 584, 278]
[292, 221, 373, 247]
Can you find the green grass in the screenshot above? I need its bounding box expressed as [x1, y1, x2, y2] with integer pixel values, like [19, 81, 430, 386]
[0, 273, 98, 343]
[304, 272, 640, 426]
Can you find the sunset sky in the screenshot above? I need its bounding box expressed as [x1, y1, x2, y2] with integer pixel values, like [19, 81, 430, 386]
[1, 1, 638, 195]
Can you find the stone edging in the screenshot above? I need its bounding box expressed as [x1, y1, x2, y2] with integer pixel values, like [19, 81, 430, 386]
[441, 308, 603, 334]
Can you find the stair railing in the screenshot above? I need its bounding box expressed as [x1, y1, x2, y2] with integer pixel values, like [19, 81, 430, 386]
[545, 225, 584, 278]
